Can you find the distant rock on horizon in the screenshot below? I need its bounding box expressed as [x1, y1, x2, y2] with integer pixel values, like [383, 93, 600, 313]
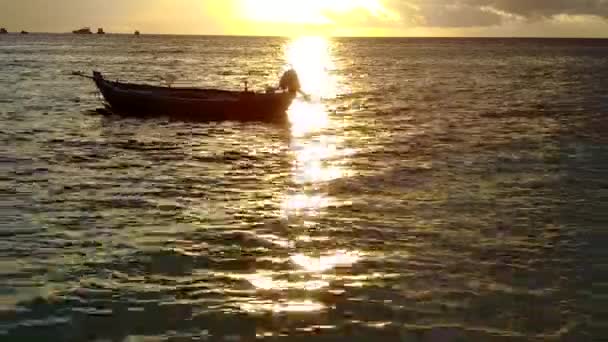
[73, 27, 93, 34]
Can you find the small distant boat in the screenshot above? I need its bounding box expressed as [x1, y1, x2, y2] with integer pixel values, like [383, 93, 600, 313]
[134, 30, 140, 36]
[97, 28, 105, 35]
[20, 30, 29, 35]
[73, 70, 302, 123]
[0, 28, 8, 34]
[73, 27, 92, 34]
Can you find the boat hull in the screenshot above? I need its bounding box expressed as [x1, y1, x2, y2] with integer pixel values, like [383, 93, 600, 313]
[93, 73, 295, 123]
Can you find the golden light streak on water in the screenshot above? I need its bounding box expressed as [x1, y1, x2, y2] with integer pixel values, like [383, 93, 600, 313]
[240, 300, 326, 314]
[290, 251, 361, 273]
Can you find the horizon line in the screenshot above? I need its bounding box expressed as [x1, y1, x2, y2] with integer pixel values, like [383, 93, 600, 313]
[2, 31, 608, 39]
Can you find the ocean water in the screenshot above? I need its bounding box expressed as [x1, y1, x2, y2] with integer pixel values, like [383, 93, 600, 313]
[0, 34, 606, 341]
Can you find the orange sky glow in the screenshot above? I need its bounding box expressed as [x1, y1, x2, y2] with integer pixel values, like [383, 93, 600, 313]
[0, 0, 607, 37]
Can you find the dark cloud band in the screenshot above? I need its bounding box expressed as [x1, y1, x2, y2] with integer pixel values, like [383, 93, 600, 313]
[386, 0, 608, 27]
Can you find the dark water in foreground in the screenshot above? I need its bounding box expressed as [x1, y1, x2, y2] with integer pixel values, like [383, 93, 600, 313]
[0, 35, 606, 341]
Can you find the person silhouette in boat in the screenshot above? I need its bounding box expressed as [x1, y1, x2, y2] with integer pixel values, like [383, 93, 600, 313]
[279, 69, 309, 99]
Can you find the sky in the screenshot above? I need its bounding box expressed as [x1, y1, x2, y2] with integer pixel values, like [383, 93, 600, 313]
[1, 0, 608, 37]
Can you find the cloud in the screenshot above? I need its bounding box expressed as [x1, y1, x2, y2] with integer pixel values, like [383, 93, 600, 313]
[321, 6, 402, 28]
[466, 0, 608, 19]
[420, 3, 504, 27]
[383, 0, 608, 27]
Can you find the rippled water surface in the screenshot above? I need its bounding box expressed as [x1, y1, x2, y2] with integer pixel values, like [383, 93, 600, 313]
[1, 35, 606, 341]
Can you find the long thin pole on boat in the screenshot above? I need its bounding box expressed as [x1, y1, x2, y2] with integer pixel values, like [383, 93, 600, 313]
[71, 71, 95, 80]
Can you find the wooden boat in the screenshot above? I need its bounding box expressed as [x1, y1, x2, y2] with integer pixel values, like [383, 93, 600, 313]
[134, 30, 141, 36]
[20, 30, 29, 34]
[97, 28, 105, 34]
[74, 71, 300, 123]
[0, 28, 8, 34]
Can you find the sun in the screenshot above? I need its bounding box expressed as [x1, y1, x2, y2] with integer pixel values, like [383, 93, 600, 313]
[240, 0, 393, 25]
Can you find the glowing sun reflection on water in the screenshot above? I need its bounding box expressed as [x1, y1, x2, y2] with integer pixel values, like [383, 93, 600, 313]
[241, 300, 325, 314]
[282, 194, 330, 218]
[286, 36, 336, 99]
[288, 101, 330, 137]
[235, 37, 360, 315]
[246, 274, 329, 291]
[282, 36, 347, 220]
[286, 36, 335, 137]
[291, 251, 361, 273]
[283, 37, 361, 276]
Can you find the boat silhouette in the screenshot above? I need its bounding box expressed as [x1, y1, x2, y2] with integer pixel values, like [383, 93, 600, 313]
[73, 70, 301, 123]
